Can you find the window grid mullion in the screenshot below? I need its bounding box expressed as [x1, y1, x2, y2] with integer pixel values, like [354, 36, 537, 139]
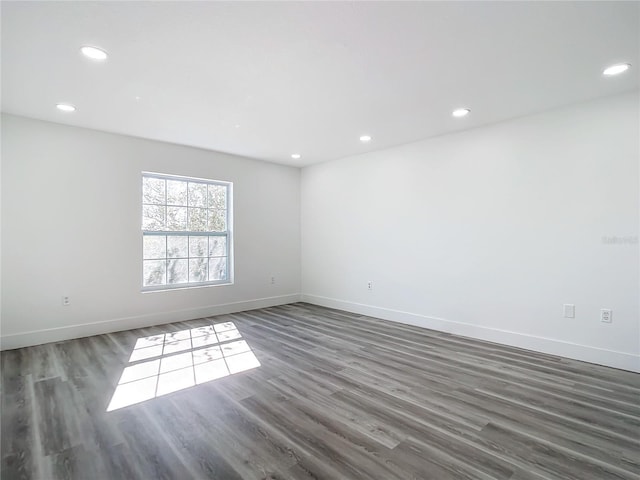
[165, 235, 169, 285]
[186, 181, 190, 232]
[143, 231, 227, 237]
[164, 178, 168, 231]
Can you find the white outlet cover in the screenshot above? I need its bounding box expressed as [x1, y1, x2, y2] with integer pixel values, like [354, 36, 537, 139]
[563, 304, 575, 318]
[600, 309, 612, 323]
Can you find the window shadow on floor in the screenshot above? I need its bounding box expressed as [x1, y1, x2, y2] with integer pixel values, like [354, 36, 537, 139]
[107, 321, 260, 411]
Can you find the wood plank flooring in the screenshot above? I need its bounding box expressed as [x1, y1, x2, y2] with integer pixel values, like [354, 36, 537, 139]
[1, 302, 639, 479]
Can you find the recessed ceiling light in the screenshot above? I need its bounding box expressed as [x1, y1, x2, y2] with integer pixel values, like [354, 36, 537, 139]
[602, 63, 631, 76]
[80, 46, 108, 61]
[452, 108, 470, 118]
[291, 154, 301, 159]
[359, 135, 372, 143]
[56, 103, 76, 112]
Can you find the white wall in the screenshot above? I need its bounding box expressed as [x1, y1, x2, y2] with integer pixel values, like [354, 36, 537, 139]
[1, 114, 301, 348]
[301, 92, 640, 372]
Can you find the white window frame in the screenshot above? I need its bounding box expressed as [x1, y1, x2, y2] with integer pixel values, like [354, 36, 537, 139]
[141, 172, 233, 291]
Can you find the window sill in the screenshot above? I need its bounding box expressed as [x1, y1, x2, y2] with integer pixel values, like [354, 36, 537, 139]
[141, 281, 233, 293]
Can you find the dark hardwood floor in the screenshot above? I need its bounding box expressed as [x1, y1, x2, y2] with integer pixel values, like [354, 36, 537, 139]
[1, 303, 639, 480]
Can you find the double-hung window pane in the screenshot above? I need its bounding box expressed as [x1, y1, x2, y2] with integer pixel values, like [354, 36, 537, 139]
[142, 173, 231, 289]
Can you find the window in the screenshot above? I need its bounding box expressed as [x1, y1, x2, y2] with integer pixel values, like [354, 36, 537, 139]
[142, 172, 231, 290]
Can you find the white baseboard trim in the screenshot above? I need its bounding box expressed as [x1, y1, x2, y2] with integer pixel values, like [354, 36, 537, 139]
[301, 294, 640, 373]
[1, 294, 302, 351]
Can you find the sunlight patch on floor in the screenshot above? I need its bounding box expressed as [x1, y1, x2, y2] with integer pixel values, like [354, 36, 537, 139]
[107, 321, 260, 411]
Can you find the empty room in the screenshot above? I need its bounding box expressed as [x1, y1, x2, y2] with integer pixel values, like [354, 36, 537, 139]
[1, 1, 638, 479]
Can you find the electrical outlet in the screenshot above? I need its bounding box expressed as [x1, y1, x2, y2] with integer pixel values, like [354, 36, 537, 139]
[62, 296, 70, 306]
[600, 309, 612, 323]
[563, 304, 575, 318]
[270, 276, 276, 285]
[367, 281, 373, 291]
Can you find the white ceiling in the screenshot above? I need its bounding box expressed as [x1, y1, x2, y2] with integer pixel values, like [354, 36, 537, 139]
[2, 1, 638, 167]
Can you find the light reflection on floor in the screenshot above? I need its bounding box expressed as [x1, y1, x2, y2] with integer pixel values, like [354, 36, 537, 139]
[106, 321, 260, 411]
